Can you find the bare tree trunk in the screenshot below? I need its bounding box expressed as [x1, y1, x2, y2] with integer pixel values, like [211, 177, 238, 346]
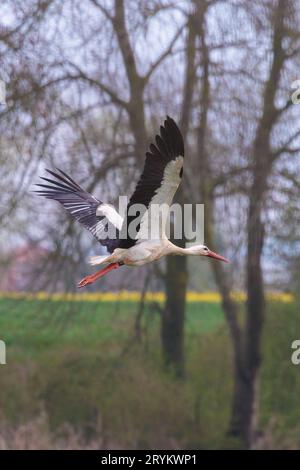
[195, 0, 287, 447]
[228, 0, 286, 446]
[113, 0, 193, 375]
[113, 0, 147, 165]
[162, 238, 187, 376]
[203, 198, 245, 440]
[162, 14, 197, 376]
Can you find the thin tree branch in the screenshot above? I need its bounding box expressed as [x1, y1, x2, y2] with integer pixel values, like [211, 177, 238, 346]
[143, 23, 186, 84]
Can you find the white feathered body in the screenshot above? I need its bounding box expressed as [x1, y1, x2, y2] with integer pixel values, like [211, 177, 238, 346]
[90, 238, 173, 267]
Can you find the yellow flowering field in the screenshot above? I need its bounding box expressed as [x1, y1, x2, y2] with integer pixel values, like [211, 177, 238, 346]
[0, 290, 294, 303]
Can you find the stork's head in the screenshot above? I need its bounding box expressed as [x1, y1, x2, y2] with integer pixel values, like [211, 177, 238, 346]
[190, 245, 230, 263]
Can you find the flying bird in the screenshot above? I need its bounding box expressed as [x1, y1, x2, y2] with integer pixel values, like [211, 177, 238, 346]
[35, 116, 229, 288]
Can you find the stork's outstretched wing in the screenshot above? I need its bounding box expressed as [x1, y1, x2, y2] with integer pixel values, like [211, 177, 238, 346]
[119, 116, 184, 249]
[34, 168, 122, 253]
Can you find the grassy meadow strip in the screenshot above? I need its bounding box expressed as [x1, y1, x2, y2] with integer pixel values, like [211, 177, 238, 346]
[0, 298, 299, 448]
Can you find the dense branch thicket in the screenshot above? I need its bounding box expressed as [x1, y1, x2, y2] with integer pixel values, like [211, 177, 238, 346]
[0, 0, 299, 447]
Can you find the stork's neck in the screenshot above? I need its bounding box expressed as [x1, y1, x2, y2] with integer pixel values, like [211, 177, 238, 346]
[168, 243, 200, 256]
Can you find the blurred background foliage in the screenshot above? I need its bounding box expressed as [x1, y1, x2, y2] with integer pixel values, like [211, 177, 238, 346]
[0, 0, 300, 449]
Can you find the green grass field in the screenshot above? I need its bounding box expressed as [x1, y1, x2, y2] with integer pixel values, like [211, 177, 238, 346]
[0, 298, 299, 449]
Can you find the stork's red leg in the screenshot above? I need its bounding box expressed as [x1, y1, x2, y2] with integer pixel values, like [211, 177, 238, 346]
[77, 262, 120, 289]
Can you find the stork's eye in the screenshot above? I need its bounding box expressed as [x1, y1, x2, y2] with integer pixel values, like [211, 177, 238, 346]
[203, 247, 209, 252]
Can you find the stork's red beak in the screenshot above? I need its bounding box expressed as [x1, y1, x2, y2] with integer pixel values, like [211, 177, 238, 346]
[207, 250, 230, 263]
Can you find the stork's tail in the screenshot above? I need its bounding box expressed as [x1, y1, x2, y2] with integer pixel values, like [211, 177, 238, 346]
[89, 255, 110, 266]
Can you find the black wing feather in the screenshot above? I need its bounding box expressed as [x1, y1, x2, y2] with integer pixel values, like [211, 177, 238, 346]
[34, 168, 119, 253]
[119, 116, 184, 249]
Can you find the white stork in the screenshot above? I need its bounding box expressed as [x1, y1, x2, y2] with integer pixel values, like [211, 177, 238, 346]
[35, 116, 229, 288]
